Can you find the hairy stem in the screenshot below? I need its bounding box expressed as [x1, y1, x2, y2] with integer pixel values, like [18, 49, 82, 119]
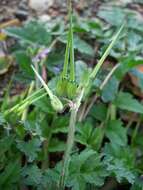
[59, 88, 84, 190]
[59, 108, 77, 189]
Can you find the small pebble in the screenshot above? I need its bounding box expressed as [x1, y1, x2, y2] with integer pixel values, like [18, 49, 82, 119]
[39, 14, 51, 22]
[29, 0, 54, 13]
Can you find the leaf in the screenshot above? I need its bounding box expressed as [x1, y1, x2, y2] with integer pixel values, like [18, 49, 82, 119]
[0, 113, 6, 125]
[74, 35, 94, 56]
[23, 120, 43, 137]
[4, 20, 52, 46]
[74, 17, 103, 37]
[45, 52, 64, 75]
[43, 167, 61, 189]
[0, 136, 14, 157]
[130, 68, 143, 91]
[75, 60, 92, 85]
[70, 149, 96, 172]
[89, 127, 104, 150]
[59, 35, 94, 56]
[49, 138, 66, 152]
[105, 158, 135, 184]
[67, 176, 86, 190]
[43, 161, 62, 186]
[105, 120, 127, 146]
[127, 31, 142, 52]
[67, 149, 107, 189]
[90, 103, 107, 121]
[14, 51, 34, 78]
[114, 92, 143, 113]
[103, 143, 136, 184]
[101, 75, 119, 102]
[0, 160, 21, 187]
[76, 122, 93, 146]
[17, 138, 42, 162]
[33, 96, 54, 114]
[115, 56, 143, 80]
[52, 116, 69, 134]
[87, 19, 103, 37]
[22, 165, 43, 186]
[76, 121, 104, 150]
[98, 6, 126, 26]
[131, 185, 141, 190]
[131, 180, 143, 190]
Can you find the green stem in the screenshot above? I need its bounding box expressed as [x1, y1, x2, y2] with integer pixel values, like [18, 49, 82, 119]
[59, 88, 84, 190]
[59, 108, 77, 189]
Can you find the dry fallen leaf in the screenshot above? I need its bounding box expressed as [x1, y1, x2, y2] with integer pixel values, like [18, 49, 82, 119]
[0, 19, 21, 41]
[130, 65, 143, 87]
[0, 19, 20, 30]
[129, 65, 143, 98]
[0, 55, 13, 75]
[0, 32, 7, 41]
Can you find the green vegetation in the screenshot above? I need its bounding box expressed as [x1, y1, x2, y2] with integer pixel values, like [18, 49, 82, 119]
[1, 0, 143, 190]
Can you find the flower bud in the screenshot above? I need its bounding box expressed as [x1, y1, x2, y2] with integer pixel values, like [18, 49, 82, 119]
[51, 95, 64, 112]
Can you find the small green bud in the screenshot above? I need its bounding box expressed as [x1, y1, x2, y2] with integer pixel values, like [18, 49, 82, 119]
[67, 81, 78, 99]
[56, 77, 68, 97]
[51, 95, 64, 112]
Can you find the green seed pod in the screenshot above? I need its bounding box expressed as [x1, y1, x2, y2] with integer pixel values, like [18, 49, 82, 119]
[67, 81, 78, 99]
[51, 95, 64, 112]
[56, 77, 68, 97]
[31, 65, 63, 112]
